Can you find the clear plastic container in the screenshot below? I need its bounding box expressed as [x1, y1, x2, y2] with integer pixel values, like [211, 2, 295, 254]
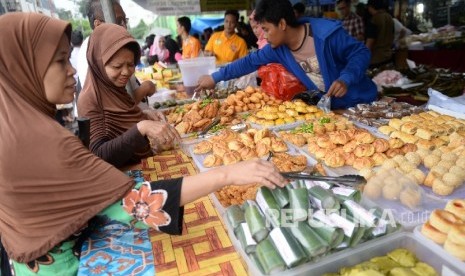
[224, 224, 464, 276]
[413, 225, 465, 267]
[178, 57, 215, 87]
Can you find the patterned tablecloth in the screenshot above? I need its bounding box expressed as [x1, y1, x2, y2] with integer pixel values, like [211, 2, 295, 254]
[142, 150, 247, 276]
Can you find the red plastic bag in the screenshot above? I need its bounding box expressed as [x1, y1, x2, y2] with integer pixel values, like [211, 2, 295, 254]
[258, 63, 307, 101]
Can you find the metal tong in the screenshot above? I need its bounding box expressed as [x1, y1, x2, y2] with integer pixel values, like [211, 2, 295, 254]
[198, 117, 220, 137]
[280, 173, 367, 186]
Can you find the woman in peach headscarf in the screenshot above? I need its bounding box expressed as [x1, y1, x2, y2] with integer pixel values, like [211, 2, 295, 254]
[0, 13, 286, 275]
[249, 10, 268, 49]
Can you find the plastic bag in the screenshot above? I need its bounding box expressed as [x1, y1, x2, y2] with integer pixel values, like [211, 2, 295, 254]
[257, 63, 306, 100]
[317, 95, 331, 113]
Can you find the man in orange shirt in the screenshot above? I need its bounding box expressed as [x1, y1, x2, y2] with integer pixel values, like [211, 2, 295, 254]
[177, 16, 201, 59]
[204, 10, 248, 65]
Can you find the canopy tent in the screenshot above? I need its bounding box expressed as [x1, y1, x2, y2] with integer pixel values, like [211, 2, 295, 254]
[191, 17, 224, 34]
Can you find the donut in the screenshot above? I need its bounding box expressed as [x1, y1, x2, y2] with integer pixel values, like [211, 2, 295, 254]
[421, 220, 447, 244]
[444, 238, 465, 261]
[429, 209, 461, 234]
[445, 200, 465, 221]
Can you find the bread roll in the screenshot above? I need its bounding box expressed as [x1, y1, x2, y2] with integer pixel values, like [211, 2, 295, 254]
[389, 138, 404, 149]
[379, 125, 396, 136]
[389, 118, 404, 130]
[415, 128, 433, 140]
[354, 144, 376, 158]
[373, 138, 390, 153]
[353, 157, 375, 170]
[401, 122, 418, 134]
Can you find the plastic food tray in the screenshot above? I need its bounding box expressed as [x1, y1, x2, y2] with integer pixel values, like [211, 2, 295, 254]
[250, 121, 304, 131]
[224, 224, 464, 276]
[413, 225, 465, 267]
[222, 208, 402, 276]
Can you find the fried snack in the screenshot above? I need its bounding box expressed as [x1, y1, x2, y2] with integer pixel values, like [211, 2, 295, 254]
[417, 139, 435, 151]
[353, 157, 375, 170]
[444, 238, 465, 261]
[254, 128, 270, 143]
[401, 122, 418, 134]
[343, 152, 356, 166]
[343, 140, 358, 153]
[432, 179, 454, 196]
[329, 131, 350, 145]
[238, 133, 255, 148]
[372, 152, 388, 166]
[421, 220, 447, 244]
[175, 121, 192, 135]
[388, 138, 404, 149]
[354, 144, 375, 158]
[355, 131, 376, 144]
[372, 138, 390, 153]
[212, 141, 229, 157]
[287, 133, 307, 147]
[442, 152, 459, 162]
[223, 151, 242, 165]
[314, 147, 329, 160]
[400, 188, 422, 209]
[416, 128, 433, 140]
[382, 181, 403, 200]
[379, 125, 396, 136]
[316, 136, 337, 149]
[442, 172, 462, 187]
[324, 152, 345, 167]
[445, 200, 465, 221]
[404, 152, 421, 166]
[271, 138, 288, 152]
[389, 118, 404, 130]
[359, 168, 375, 179]
[429, 209, 461, 234]
[193, 140, 213, 154]
[438, 160, 454, 170]
[408, 169, 426, 185]
[385, 148, 403, 158]
[255, 143, 270, 157]
[227, 140, 245, 152]
[203, 154, 223, 168]
[401, 143, 418, 154]
[238, 147, 258, 160]
[215, 184, 259, 207]
[307, 141, 320, 154]
[363, 182, 382, 199]
[398, 162, 417, 174]
[423, 155, 441, 169]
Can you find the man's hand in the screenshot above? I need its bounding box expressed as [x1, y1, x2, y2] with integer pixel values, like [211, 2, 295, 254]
[326, 80, 347, 98]
[196, 75, 216, 91]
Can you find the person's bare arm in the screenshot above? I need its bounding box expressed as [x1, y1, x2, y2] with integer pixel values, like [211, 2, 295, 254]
[179, 159, 286, 206]
[133, 81, 156, 103]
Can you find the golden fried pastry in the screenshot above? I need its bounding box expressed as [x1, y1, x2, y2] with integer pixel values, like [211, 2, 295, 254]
[314, 147, 329, 160]
[381, 159, 398, 170]
[317, 137, 337, 149]
[445, 200, 465, 221]
[217, 129, 238, 142]
[424, 171, 439, 187]
[313, 124, 326, 135]
[431, 166, 448, 177]
[355, 131, 376, 144]
[417, 139, 435, 151]
[442, 152, 459, 162]
[416, 128, 433, 140]
[438, 160, 454, 170]
[227, 140, 245, 151]
[442, 172, 462, 187]
[432, 179, 454, 196]
[423, 155, 441, 169]
[359, 168, 375, 179]
[193, 140, 213, 155]
[388, 138, 404, 149]
[404, 152, 421, 166]
[392, 154, 407, 164]
[385, 148, 403, 158]
[421, 220, 447, 244]
[324, 152, 345, 167]
[175, 121, 192, 135]
[432, 137, 447, 148]
[258, 137, 272, 147]
[408, 169, 426, 184]
[400, 188, 422, 209]
[255, 142, 270, 157]
[457, 158, 465, 169]
[389, 130, 403, 139]
[343, 140, 358, 153]
[343, 152, 356, 166]
[379, 125, 396, 136]
[291, 155, 308, 166]
[329, 131, 350, 145]
[212, 141, 229, 157]
[430, 209, 461, 234]
[398, 162, 417, 174]
[353, 157, 375, 170]
[444, 237, 465, 261]
[416, 148, 431, 160]
[223, 151, 242, 165]
[345, 128, 359, 139]
[254, 128, 270, 143]
[238, 147, 258, 161]
[399, 133, 419, 144]
[307, 141, 320, 154]
[323, 122, 336, 132]
[389, 118, 404, 130]
[372, 152, 388, 166]
[288, 134, 306, 147]
[449, 166, 465, 180]
[354, 144, 376, 158]
[400, 122, 418, 135]
[402, 143, 418, 154]
[372, 138, 390, 153]
[238, 133, 255, 148]
[203, 154, 223, 168]
[271, 138, 288, 153]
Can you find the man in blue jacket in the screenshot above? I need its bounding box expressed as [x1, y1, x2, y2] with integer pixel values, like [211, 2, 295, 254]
[196, 0, 377, 109]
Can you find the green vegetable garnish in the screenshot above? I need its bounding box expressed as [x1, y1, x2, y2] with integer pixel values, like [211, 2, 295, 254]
[200, 98, 213, 108]
[175, 107, 185, 113]
[210, 124, 225, 133]
[297, 123, 314, 133]
[319, 117, 331, 125]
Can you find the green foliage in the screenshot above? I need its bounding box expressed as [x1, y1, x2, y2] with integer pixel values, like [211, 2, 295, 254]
[56, 8, 73, 21]
[69, 19, 92, 39]
[77, 0, 87, 18]
[128, 20, 149, 40]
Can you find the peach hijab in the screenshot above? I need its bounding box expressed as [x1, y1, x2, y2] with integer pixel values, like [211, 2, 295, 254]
[0, 13, 133, 262]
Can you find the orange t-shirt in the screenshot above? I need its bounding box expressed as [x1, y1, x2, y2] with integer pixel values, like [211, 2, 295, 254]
[182, 36, 201, 59]
[205, 31, 248, 64]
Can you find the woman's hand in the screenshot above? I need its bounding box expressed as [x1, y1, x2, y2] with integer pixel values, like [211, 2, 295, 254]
[326, 79, 347, 98]
[137, 120, 180, 145]
[221, 159, 287, 189]
[143, 109, 166, 122]
[196, 75, 216, 91]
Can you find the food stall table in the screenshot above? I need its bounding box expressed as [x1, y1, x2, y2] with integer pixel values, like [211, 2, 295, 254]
[142, 150, 248, 276]
[408, 47, 465, 72]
